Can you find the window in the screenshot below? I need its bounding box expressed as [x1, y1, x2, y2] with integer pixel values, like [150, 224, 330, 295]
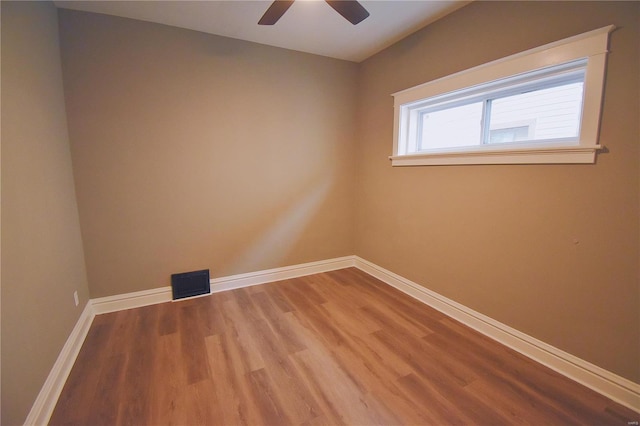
[391, 26, 614, 166]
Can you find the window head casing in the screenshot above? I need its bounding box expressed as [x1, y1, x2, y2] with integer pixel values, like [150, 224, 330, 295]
[391, 26, 614, 166]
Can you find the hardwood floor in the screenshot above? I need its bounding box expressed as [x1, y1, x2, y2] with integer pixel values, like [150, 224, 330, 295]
[49, 268, 638, 425]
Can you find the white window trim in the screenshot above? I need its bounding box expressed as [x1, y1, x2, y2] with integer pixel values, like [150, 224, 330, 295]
[391, 25, 615, 166]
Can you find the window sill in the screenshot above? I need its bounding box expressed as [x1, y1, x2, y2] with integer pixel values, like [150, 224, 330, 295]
[389, 145, 602, 166]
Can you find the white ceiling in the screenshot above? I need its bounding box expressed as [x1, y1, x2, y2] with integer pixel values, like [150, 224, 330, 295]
[54, 0, 470, 62]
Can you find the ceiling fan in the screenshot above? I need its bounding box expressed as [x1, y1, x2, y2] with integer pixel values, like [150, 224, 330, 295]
[258, 0, 370, 25]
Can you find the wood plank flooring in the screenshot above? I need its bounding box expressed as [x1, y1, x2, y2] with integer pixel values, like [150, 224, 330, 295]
[49, 268, 639, 425]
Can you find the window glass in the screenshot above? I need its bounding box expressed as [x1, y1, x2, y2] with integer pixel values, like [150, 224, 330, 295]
[488, 81, 584, 144]
[419, 102, 482, 150]
[413, 68, 586, 151]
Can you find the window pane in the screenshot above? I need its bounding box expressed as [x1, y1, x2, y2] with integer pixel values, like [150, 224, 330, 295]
[419, 102, 482, 150]
[489, 126, 529, 143]
[488, 82, 584, 144]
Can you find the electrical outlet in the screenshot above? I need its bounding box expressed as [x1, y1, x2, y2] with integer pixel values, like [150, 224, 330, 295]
[74, 291, 79, 307]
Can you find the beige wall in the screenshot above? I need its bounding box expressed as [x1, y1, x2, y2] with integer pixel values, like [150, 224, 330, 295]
[1, 2, 91, 424]
[355, 1, 640, 383]
[58, 10, 358, 298]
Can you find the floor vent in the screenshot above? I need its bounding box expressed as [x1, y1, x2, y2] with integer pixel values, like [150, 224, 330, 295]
[171, 269, 210, 300]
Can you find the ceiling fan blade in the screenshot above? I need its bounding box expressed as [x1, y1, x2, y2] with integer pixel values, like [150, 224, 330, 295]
[258, 0, 295, 25]
[325, 0, 370, 25]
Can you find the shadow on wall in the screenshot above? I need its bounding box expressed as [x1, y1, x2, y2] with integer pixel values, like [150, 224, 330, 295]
[227, 174, 334, 274]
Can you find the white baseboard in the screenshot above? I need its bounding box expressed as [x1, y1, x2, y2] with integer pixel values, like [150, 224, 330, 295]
[92, 286, 172, 314]
[210, 255, 355, 293]
[353, 256, 640, 413]
[91, 256, 356, 314]
[24, 302, 95, 426]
